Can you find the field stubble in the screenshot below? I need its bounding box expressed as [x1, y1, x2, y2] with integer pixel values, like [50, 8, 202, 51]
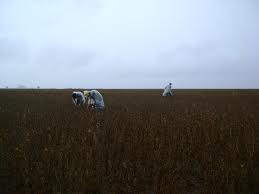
[0, 89, 258, 193]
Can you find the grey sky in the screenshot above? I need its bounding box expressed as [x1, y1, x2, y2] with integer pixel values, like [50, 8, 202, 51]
[0, 0, 258, 88]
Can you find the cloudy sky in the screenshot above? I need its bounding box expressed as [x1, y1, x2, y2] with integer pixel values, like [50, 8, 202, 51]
[0, 0, 258, 88]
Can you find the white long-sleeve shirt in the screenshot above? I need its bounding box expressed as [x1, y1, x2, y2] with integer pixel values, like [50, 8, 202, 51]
[72, 91, 86, 106]
[89, 90, 105, 109]
[162, 84, 173, 96]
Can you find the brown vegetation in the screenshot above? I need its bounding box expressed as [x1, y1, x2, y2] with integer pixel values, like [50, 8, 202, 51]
[0, 89, 258, 193]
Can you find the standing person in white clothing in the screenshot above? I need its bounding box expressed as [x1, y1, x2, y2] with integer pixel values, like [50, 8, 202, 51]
[162, 83, 173, 96]
[72, 91, 86, 106]
[83, 90, 105, 110]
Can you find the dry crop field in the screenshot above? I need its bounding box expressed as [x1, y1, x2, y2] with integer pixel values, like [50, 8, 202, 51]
[0, 89, 259, 194]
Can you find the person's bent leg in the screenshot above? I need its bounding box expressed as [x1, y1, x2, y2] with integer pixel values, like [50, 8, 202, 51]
[95, 105, 105, 111]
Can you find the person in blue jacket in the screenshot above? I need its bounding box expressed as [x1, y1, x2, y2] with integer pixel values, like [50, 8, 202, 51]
[72, 91, 86, 107]
[162, 83, 173, 96]
[83, 90, 105, 110]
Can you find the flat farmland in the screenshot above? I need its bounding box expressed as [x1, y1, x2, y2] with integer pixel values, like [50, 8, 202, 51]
[0, 89, 259, 193]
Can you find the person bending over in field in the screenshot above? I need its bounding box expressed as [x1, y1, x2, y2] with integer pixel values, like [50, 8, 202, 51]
[83, 90, 105, 110]
[162, 82, 173, 96]
[72, 91, 86, 107]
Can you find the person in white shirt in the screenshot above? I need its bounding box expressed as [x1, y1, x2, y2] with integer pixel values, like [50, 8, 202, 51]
[72, 91, 86, 107]
[162, 83, 173, 96]
[83, 90, 105, 110]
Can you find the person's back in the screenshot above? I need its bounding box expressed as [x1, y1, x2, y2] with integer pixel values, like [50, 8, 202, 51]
[72, 91, 86, 106]
[89, 90, 105, 110]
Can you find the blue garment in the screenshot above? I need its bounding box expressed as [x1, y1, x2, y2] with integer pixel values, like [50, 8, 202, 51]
[162, 84, 173, 96]
[89, 90, 105, 110]
[72, 91, 86, 106]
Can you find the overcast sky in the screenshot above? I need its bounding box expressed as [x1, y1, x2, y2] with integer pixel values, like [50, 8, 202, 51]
[0, 0, 258, 88]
